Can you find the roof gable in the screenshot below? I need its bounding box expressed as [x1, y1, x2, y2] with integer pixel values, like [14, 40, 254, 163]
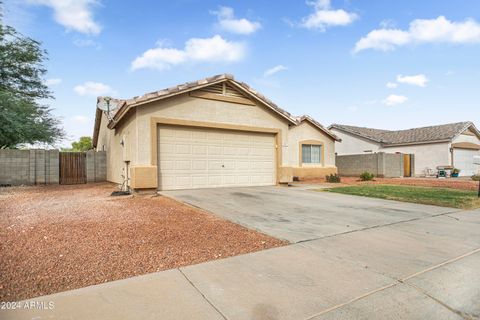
[189, 81, 256, 106]
[105, 74, 297, 129]
[92, 74, 336, 146]
[297, 115, 340, 141]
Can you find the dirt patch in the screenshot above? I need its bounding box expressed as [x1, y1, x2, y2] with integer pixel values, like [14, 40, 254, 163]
[300, 177, 479, 191]
[0, 183, 286, 301]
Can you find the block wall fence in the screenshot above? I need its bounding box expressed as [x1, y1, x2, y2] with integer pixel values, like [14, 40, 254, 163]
[0, 149, 106, 186]
[336, 152, 411, 178]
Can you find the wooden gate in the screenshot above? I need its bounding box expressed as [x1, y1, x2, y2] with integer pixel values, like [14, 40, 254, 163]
[59, 152, 86, 184]
[403, 154, 412, 177]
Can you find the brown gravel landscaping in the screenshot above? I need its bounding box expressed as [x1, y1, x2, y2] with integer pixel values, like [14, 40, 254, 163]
[302, 177, 479, 191]
[0, 183, 286, 301]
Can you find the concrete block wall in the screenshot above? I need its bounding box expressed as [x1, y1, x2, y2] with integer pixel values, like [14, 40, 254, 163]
[0, 149, 106, 186]
[383, 153, 404, 178]
[0, 149, 59, 185]
[86, 150, 107, 182]
[0, 150, 31, 185]
[336, 152, 406, 178]
[335, 153, 379, 177]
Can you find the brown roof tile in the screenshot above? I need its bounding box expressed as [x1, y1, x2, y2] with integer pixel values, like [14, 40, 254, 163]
[329, 122, 476, 145]
[93, 74, 339, 144]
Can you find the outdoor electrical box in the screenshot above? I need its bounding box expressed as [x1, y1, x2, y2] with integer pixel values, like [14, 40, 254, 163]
[474, 156, 480, 165]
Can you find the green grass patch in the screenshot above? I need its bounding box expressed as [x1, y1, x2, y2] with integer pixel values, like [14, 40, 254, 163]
[323, 185, 480, 209]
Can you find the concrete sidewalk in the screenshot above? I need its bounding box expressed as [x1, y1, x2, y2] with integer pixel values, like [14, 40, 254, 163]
[3, 208, 480, 320]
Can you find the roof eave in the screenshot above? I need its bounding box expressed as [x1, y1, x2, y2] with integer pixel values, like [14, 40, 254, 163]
[92, 107, 103, 148]
[329, 125, 384, 143]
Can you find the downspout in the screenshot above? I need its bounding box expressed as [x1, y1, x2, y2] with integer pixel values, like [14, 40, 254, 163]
[449, 143, 454, 167]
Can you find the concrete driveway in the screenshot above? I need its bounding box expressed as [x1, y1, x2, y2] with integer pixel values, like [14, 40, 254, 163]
[5, 186, 480, 320]
[162, 186, 456, 242]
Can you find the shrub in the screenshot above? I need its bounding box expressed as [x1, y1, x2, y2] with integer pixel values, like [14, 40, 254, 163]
[326, 174, 341, 183]
[472, 175, 480, 181]
[359, 171, 375, 181]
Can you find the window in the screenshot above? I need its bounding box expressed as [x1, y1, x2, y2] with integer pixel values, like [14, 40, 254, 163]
[302, 144, 321, 164]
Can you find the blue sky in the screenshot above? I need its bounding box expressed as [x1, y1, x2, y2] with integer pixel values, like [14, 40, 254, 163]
[4, 0, 480, 146]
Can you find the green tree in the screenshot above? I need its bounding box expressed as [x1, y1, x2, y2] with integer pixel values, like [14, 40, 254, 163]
[0, 7, 64, 148]
[69, 136, 93, 152]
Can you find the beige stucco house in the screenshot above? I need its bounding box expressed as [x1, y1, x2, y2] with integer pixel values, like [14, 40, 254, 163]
[93, 74, 339, 190]
[329, 122, 480, 177]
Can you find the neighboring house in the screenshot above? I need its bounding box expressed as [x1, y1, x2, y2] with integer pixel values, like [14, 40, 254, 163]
[93, 74, 339, 190]
[329, 122, 480, 177]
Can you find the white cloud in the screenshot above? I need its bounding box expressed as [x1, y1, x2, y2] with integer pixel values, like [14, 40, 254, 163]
[44, 78, 62, 86]
[74, 81, 115, 96]
[263, 65, 288, 77]
[28, 0, 101, 35]
[211, 6, 261, 35]
[354, 16, 480, 52]
[131, 35, 246, 71]
[396, 74, 429, 87]
[383, 94, 408, 106]
[300, 0, 358, 31]
[386, 82, 398, 88]
[72, 115, 89, 124]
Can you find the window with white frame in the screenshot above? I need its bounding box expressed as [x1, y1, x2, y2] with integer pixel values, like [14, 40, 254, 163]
[302, 144, 321, 164]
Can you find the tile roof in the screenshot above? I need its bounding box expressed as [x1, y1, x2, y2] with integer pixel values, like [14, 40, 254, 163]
[101, 74, 298, 127]
[329, 122, 476, 145]
[93, 74, 340, 145]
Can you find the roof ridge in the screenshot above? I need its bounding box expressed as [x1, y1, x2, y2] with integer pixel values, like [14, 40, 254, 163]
[330, 121, 476, 145]
[387, 121, 472, 133]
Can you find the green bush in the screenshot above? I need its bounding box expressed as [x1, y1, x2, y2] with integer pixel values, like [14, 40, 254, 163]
[326, 173, 341, 183]
[359, 172, 375, 181]
[472, 175, 480, 181]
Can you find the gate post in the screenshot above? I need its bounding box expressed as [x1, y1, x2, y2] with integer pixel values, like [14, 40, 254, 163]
[86, 150, 96, 183]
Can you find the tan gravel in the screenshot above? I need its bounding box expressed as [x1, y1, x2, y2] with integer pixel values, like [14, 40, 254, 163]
[0, 183, 286, 301]
[301, 177, 479, 191]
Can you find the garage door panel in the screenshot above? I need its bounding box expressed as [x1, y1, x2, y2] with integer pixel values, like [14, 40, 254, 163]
[174, 176, 192, 189]
[192, 131, 207, 140]
[454, 149, 480, 176]
[175, 161, 191, 170]
[192, 145, 208, 155]
[208, 146, 222, 155]
[175, 145, 191, 154]
[192, 161, 207, 170]
[222, 175, 236, 185]
[159, 160, 175, 170]
[158, 126, 276, 190]
[192, 176, 208, 187]
[237, 147, 250, 156]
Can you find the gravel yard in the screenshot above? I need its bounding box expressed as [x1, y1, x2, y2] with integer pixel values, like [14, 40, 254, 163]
[0, 183, 286, 301]
[302, 177, 479, 191]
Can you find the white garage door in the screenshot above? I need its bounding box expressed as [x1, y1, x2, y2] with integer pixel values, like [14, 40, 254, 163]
[454, 148, 480, 176]
[157, 126, 276, 190]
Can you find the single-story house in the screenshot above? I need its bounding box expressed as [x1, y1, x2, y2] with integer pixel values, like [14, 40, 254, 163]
[329, 122, 480, 177]
[93, 74, 339, 190]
